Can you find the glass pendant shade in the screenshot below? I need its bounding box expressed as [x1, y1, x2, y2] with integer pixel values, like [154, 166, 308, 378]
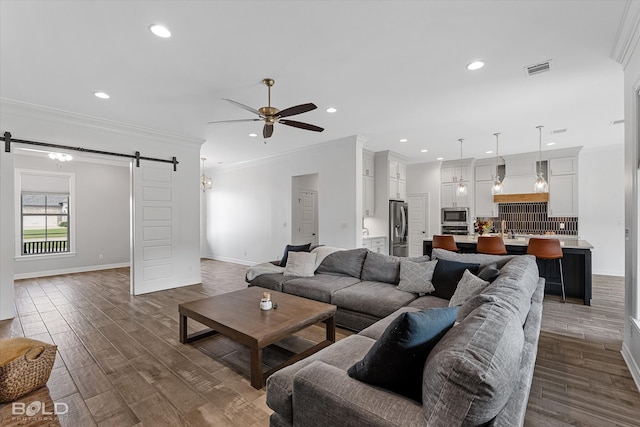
[456, 182, 468, 196]
[491, 132, 503, 195]
[533, 126, 548, 193]
[200, 157, 213, 192]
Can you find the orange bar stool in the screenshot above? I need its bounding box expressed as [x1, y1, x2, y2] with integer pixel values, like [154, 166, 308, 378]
[476, 236, 507, 255]
[527, 238, 565, 303]
[433, 235, 458, 252]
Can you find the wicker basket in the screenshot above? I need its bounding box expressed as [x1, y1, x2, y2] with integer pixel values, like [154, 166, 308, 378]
[0, 338, 57, 403]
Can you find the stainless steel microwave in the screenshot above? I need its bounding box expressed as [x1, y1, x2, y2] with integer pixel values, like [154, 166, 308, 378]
[441, 207, 469, 225]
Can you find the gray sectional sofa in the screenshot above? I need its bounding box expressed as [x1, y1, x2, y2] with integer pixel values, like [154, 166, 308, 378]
[247, 247, 544, 426]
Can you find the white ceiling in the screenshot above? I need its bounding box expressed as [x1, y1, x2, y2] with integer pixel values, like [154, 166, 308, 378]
[0, 1, 627, 168]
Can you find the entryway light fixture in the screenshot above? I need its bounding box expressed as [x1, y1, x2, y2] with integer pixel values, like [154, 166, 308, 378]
[456, 138, 467, 197]
[534, 126, 548, 193]
[48, 152, 73, 162]
[491, 133, 503, 195]
[200, 157, 212, 192]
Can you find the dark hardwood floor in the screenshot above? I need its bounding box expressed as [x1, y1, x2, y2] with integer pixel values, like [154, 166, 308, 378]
[0, 260, 638, 426]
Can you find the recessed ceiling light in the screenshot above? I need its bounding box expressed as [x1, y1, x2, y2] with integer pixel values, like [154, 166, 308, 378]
[466, 60, 485, 71]
[149, 24, 171, 38]
[485, 150, 493, 154]
[399, 138, 408, 142]
[546, 142, 556, 146]
[93, 92, 110, 99]
[437, 157, 443, 161]
[420, 149, 428, 153]
[325, 107, 337, 113]
[248, 133, 258, 137]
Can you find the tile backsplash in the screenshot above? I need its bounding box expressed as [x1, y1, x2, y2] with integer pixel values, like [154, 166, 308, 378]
[481, 202, 578, 235]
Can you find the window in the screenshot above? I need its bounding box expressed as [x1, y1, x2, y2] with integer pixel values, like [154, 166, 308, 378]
[21, 193, 70, 255]
[15, 169, 75, 258]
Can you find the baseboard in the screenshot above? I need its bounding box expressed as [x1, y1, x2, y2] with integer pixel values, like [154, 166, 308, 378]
[621, 327, 640, 394]
[14, 262, 130, 280]
[206, 255, 256, 266]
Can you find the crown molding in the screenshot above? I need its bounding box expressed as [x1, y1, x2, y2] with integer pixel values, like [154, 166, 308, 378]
[610, 0, 640, 69]
[0, 98, 204, 148]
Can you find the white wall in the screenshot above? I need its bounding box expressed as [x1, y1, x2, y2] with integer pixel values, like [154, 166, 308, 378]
[203, 136, 363, 265]
[579, 144, 624, 276]
[13, 154, 130, 278]
[0, 99, 203, 319]
[406, 161, 442, 237]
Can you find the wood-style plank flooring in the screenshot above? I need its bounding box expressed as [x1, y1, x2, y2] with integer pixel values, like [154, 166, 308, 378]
[0, 260, 638, 426]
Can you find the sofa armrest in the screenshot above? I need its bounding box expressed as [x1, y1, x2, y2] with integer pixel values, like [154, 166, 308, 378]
[292, 361, 424, 427]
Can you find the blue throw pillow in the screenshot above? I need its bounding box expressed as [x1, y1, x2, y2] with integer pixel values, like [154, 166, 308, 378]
[431, 259, 480, 300]
[279, 243, 311, 267]
[347, 307, 458, 402]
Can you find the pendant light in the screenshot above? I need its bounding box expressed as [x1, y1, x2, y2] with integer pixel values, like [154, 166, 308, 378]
[456, 138, 467, 196]
[491, 133, 503, 195]
[200, 157, 213, 192]
[533, 126, 548, 193]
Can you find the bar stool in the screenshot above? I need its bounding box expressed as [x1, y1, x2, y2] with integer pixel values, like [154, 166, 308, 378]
[476, 235, 507, 255]
[432, 235, 458, 252]
[527, 238, 565, 303]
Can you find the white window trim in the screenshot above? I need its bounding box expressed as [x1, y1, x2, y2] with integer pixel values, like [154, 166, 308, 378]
[14, 168, 76, 259]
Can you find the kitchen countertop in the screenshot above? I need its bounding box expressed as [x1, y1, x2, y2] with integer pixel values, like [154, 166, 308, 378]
[425, 235, 593, 250]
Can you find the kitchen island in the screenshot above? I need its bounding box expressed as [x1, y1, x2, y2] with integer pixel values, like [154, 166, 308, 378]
[423, 235, 593, 305]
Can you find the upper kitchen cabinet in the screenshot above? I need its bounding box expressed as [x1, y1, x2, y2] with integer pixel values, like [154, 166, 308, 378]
[363, 150, 375, 216]
[374, 150, 408, 201]
[474, 160, 502, 217]
[441, 159, 473, 208]
[548, 151, 580, 217]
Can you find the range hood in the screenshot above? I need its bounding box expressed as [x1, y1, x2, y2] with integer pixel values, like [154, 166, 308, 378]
[493, 193, 549, 203]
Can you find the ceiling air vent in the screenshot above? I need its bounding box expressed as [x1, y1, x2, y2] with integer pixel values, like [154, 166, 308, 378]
[551, 128, 567, 135]
[524, 60, 551, 77]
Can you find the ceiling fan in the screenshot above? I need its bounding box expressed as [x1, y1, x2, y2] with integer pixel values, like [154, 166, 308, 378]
[209, 78, 324, 139]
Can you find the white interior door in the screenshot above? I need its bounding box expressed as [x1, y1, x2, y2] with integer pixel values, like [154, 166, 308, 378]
[131, 162, 176, 295]
[408, 193, 429, 257]
[295, 191, 318, 246]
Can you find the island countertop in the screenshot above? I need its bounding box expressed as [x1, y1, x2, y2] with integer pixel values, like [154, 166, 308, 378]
[424, 235, 593, 250]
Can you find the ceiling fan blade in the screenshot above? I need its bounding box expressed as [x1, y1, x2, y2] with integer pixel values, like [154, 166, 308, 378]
[208, 118, 261, 124]
[222, 98, 261, 116]
[279, 119, 324, 132]
[263, 124, 274, 138]
[277, 103, 317, 118]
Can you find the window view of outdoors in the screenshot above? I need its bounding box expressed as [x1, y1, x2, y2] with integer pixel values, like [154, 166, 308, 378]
[22, 193, 69, 255]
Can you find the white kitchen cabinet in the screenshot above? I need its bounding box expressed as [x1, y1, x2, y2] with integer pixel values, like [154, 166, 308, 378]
[475, 181, 498, 217]
[389, 159, 407, 200]
[549, 173, 578, 217]
[362, 237, 385, 253]
[550, 157, 577, 176]
[363, 175, 374, 216]
[364, 153, 375, 177]
[442, 182, 469, 208]
[441, 167, 456, 183]
[474, 164, 495, 182]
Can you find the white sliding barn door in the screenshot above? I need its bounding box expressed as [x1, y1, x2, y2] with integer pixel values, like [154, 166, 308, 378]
[131, 162, 176, 295]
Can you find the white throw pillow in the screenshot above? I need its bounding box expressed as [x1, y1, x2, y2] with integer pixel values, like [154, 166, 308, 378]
[397, 260, 437, 294]
[448, 269, 490, 307]
[283, 251, 317, 277]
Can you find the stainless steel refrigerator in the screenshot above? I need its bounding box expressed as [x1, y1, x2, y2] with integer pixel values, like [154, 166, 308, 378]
[389, 200, 408, 257]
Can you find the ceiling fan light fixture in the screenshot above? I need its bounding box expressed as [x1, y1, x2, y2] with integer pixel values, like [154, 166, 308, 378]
[466, 60, 485, 70]
[149, 24, 171, 38]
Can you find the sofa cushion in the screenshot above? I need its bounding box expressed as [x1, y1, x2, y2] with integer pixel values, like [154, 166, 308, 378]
[361, 251, 430, 284]
[397, 260, 437, 294]
[247, 273, 292, 292]
[431, 248, 516, 269]
[316, 248, 368, 278]
[422, 303, 524, 425]
[279, 243, 311, 267]
[331, 281, 418, 318]
[266, 334, 375, 423]
[283, 251, 317, 277]
[282, 274, 360, 303]
[448, 269, 490, 308]
[358, 306, 420, 340]
[348, 307, 458, 403]
[431, 259, 480, 300]
[406, 295, 450, 311]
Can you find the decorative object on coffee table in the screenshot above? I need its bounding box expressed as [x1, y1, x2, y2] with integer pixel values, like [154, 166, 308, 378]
[0, 337, 57, 402]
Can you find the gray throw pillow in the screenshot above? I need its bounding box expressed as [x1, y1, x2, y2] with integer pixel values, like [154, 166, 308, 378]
[398, 260, 437, 294]
[449, 269, 490, 307]
[316, 248, 369, 278]
[283, 251, 317, 277]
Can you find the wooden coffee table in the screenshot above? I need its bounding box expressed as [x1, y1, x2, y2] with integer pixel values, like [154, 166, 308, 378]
[178, 286, 337, 389]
